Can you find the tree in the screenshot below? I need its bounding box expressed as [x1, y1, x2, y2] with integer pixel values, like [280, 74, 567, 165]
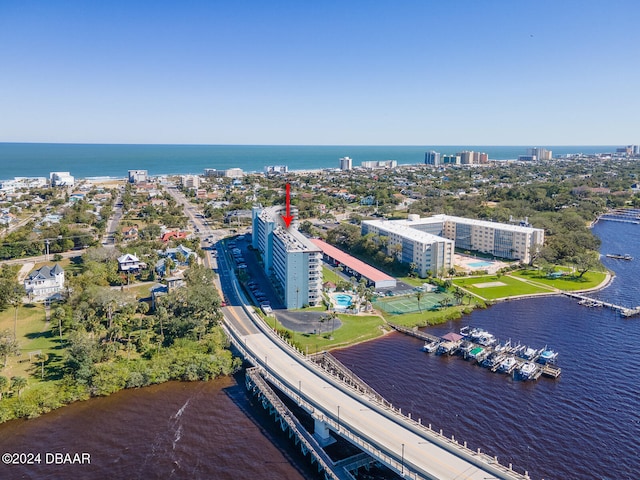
[35, 353, 48, 379]
[0, 330, 19, 367]
[52, 306, 66, 342]
[0, 375, 7, 400]
[7, 284, 25, 339]
[453, 288, 465, 305]
[415, 291, 423, 313]
[409, 263, 417, 278]
[11, 376, 27, 397]
[573, 252, 599, 278]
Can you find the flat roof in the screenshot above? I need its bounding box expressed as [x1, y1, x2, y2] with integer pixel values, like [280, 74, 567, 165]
[310, 238, 395, 283]
[363, 219, 450, 244]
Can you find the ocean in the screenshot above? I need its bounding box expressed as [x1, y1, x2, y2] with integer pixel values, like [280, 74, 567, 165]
[0, 143, 618, 180]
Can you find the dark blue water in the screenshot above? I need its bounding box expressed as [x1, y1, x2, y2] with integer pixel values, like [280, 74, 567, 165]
[0, 143, 616, 179]
[591, 221, 640, 308]
[334, 220, 640, 480]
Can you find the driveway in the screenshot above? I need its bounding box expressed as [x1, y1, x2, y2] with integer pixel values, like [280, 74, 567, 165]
[274, 309, 342, 335]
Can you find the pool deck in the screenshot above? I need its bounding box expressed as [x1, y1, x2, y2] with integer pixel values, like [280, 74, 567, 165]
[454, 254, 507, 274]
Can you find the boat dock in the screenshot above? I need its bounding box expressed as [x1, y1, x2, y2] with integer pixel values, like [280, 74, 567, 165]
[597, 208, 640, 225]
[388, 322, 440, 343]
[565, 293, 640, 317]
[393, 324, 561, 381]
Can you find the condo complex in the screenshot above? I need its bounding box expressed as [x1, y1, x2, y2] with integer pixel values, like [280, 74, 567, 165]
[363, 214, 545, 278]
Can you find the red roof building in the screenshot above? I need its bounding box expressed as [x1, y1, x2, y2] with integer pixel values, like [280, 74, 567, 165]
[161, 231, 188, 243]
[310, 238, 396, 289]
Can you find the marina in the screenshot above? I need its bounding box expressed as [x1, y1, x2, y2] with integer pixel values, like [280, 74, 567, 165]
[414, 326, 562, 382]
[597, 208, 640, 225]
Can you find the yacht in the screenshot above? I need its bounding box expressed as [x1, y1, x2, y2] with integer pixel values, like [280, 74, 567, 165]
[461, 327, 497, 347]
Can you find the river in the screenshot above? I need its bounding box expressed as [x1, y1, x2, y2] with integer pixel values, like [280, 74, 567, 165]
[0, 220, 638, 479]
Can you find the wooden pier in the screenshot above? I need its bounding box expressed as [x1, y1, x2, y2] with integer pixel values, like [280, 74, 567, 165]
[540, 364, 562, 378]
[388, 322, 440, 343]
[565, 293, 640, 317]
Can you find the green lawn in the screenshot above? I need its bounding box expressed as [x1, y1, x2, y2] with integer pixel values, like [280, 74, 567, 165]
[0, 304, 62, 384]
[452, 274, 555, 300]
[511, 269, 607, 291]
[322, 266, 344, 285]
[398, 276, 426, 287]
[291, 314, 386, 352]
[381, 305, 470, 327]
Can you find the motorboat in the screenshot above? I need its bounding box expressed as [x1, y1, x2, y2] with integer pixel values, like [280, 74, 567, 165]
[498, 356, 517, 374]
[538, 348, 558, 364]
[518, 346, 540, 361]
[518, 362, 539, 380]
[461, 327, 497, 347]
[423, 341, 439, 353]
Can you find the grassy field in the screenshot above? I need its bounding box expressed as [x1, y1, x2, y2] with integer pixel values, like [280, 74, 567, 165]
[452, 274, 555, 300]
[511, 269, 608, 291]
[0, 304, 62, 385]
[380, 305, 471, 327]
[322, 266, 344, 286]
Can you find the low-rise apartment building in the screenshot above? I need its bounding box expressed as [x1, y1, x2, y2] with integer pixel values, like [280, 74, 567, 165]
[362, 214, 544, 276]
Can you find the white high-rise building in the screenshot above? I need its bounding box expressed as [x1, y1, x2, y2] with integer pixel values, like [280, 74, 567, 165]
[182, 175, 200, 189]
[49, 172, 75, 187]
[128, 170, 148, 183]
[361, 160, 397, 169]
[339, 156, 353, 171]
[527, 147, 552, 161]
[252, 206, 322, 309]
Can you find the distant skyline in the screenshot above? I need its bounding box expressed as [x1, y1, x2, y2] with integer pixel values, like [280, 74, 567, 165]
[1, 1, 639, 146]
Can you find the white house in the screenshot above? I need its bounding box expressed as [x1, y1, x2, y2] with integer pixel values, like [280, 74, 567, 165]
[24, 264, 65, 300]
[117, 253, 142, 272]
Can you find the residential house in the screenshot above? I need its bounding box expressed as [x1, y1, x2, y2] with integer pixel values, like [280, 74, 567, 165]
[117, 253, 143, 272]
[161, 230, 188, 243]
[24, 264, 65, 300]
[121, 225, 139, 242]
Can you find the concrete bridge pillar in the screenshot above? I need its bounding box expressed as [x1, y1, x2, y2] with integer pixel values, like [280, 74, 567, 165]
[313, 416, 336, 447]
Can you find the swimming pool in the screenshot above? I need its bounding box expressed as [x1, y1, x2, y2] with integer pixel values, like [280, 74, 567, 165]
[468, 261, 493, 268]
[333, 293, 353, 308]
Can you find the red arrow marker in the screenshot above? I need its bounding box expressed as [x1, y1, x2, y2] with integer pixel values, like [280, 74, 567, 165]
[281, 183, 293, 228]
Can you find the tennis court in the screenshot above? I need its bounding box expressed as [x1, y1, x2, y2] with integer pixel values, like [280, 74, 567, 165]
[373, 292, 451, 315]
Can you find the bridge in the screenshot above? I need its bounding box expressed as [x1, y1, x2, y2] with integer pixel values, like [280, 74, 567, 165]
[215, 244, 531, 480]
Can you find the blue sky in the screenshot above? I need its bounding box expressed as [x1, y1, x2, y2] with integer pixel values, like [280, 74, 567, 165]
[1, 1, 638, 145]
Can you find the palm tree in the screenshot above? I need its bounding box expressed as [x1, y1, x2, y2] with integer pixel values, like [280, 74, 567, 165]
[7, 284, 25, 339]
[35, 353, 48, 379]
[409, 263, 417, 278]
[453, 288, 465, 305]
[11, 376, 27, 397]
[415, 291, 423, 313]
